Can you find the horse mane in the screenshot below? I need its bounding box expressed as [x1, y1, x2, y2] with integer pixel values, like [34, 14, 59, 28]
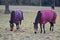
[11, 11, 15, 18]
[35, 11, 42, 24]
[10, 11, 15, 22]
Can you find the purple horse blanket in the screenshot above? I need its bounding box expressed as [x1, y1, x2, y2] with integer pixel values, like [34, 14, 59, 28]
[39, 9, 57, 24]
[10, 9, 24, 24]
[35, 9, 57, 24]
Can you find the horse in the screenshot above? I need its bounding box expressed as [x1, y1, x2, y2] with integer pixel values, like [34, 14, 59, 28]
[33, 9, 57, 34]
[9, 9, 24, 31]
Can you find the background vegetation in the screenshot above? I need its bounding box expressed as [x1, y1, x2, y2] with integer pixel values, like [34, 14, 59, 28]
[0, 0, 60, 6]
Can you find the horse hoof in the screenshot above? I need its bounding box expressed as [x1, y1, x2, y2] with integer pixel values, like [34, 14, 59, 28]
[10, 30, 13, 31]
[34, 32, 37, 34]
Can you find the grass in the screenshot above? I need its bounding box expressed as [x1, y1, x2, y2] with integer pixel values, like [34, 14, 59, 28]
[0, 6, 60, 40]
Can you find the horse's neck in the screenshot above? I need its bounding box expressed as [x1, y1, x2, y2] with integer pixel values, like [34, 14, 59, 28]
[35, 14, 40, 24]
[35, 17, 39, 24]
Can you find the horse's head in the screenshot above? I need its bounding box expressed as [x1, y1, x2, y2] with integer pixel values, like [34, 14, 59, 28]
[33, 22, 38, 34]
[9, 18, 14, 31]
[33, 22, 38, 30]
[9, 11, 15, 29]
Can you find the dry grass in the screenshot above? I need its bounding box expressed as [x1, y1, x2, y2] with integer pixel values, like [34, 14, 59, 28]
[0, 6, 60, 40]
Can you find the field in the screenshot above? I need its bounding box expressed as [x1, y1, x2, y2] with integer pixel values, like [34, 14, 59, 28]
[0, 5, 60, 40]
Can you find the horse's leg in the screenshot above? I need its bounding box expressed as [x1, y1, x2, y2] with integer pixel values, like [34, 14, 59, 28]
[52, 23, 54, 31]
[40, 23, 42, 33]
[43, 24, 46, 33]
[10, 23, 14, 31]
[20, 20, 22, 25]
[51, 23, 54, 31]
[19, 20, 22, 29]
[50, 22, 52, 31]
[50, 22, 54, 31]
[16, 23, 19, 30]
